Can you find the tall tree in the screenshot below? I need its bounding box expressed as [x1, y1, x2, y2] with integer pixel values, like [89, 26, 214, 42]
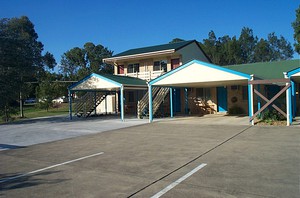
[238, 27, 257, 63]
[60, 42, 113, 80]
[292, 5, 300, 54]
[201, 27, 293, 66]
[0, 16, 54, 120]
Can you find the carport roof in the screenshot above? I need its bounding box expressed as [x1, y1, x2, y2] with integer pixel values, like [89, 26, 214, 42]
[68, 73, 147, 91]
[149, 60, 251, 87]
[225, 59, 300, 80]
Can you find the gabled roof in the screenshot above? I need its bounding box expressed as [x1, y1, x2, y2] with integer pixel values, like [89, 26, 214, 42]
[149, 60, 250, 87]
[112, 40, 197, 58]
[100, 74, 147, 86]
[68, 73, 147, 91]
[224, 59, 300, 79]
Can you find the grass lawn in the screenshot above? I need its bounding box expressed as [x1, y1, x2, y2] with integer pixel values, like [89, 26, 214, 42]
[1, 103, 70, 124]
[22, 103, 69, 119]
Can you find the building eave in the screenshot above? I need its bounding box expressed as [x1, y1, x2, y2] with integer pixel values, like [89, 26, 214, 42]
[103, 49, 175, 63]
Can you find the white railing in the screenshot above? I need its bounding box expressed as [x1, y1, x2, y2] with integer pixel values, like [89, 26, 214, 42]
[118, 70, 165, 81]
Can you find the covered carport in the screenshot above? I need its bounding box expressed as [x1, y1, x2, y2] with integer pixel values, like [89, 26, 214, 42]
[147, 60, 251, 123]
[68, 73, 147, 121]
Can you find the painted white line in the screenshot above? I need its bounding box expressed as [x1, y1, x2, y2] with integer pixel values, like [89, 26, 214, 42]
[150, 163, 207, 198]
[0, 152, 104, 183]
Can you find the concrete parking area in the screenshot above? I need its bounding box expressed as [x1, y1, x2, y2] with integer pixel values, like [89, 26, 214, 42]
[0, 116, 299, 197]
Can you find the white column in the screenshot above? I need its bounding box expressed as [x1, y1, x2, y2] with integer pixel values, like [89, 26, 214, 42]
[249, 75, 254, 125]
[284, 72, 290, 126]
[120, 86, 124, 122]
[148, 84, 153, 123]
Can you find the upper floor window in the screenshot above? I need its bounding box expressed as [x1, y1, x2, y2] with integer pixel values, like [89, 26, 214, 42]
[153, 60, 167, 72]
[127, 63, 139, 73]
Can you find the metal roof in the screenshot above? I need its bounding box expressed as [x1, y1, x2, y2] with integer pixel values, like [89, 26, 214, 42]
[224, 59, 300, 79]
[112, 40, 196, 58]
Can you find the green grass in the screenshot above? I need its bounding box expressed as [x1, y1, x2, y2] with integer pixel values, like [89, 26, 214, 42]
[1, 103, 70, 124]
[22, 103, 69, 118]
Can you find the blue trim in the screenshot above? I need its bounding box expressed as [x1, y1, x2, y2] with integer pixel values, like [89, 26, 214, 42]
[120, 86, 124, 121]
[170, 88, 173, 118]
[149, 59, 251, 86]
[149, 85, 153, 122]
[292, 80, 296, 118]
[257, 85, 261, 116]
[287, 67, 300, 77]
[248, 83, 252, 119]
[68, 73, 122, 90]
[184, 88, 188, 114]
[288, 85, 293, 124]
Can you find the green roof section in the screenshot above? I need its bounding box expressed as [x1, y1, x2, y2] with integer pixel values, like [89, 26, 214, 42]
[100, 74, 147, 86]
[112, 40, 196, 57]
[224, 59, 300, 79]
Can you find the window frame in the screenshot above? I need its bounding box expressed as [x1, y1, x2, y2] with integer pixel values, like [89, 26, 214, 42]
[127, 63, 140, 73]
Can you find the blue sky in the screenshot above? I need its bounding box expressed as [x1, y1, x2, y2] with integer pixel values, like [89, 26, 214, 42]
[1, 0, 299, 66]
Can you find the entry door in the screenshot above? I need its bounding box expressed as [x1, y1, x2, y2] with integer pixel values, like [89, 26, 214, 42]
[171, 58, 180, 70]
[173, 88, 181, 112]
[118, 65, 124, 74]
[217, 87, 227, 112]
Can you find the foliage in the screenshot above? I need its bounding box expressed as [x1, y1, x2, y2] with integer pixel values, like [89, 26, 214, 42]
[60, 42, 113, 80]
[257, 109, 284, 124]
[228, 105, 244, 115]
[0, 16, 56, 121]
[292, 5, 300, 54]
[169, 38, 185, 43]
[200, 27, 294, 65]
[36, 72, 67, 111]
[0, 100, 18, 122]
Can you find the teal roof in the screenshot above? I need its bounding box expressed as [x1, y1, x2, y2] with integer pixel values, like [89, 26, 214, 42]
[100, 74, 147, 86]
[224, 59, 300, 79]
[112, 40, 197, 57]
[68, 73, 147, 90]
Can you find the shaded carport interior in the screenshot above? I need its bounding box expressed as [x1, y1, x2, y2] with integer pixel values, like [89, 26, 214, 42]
[68, 73, 147, 121]
[148, 60, 251, 122]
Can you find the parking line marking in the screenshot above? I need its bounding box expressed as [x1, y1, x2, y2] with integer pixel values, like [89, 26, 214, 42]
[150, 163, 207, 198]
[0, 152, 104, 183]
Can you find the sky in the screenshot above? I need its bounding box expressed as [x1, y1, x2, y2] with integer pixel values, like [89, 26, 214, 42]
[1, 0, 299, 67]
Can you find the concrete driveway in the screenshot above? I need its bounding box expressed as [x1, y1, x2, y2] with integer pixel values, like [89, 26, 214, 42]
[0, 115, 149, 150]
[0, 116, 299, 197]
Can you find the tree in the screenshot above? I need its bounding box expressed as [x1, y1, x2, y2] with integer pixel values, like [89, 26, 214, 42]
[292, 5, 300, 54]
[60, 42, 113, 80]
[200, 27, 293, 66]
[238, 27, 258, 63]
[0, 16, 56, 121]
[169, 38, 185, 43]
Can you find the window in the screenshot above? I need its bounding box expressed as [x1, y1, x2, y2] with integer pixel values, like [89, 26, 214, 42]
[196, 88, 211, 100]
[127, 63, 139, 73]
[153, 60, 167, 72]
[242, 86, 248, 100]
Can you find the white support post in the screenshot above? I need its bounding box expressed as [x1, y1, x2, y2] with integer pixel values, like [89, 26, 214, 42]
[148, 84, 153, 123]
[170, 87, 173, 118]
[284, 72, 291, 126]
[248, 75, 254, 125]
[120, 86, 124, 122]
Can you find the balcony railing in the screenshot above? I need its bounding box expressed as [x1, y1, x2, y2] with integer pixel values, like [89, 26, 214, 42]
[118, 70, 165, 81]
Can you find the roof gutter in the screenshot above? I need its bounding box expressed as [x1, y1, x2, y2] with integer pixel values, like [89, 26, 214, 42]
[103, 49, 175, 63]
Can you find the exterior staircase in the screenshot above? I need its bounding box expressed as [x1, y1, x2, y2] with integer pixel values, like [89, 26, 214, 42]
[137, 87, 169, 118]
[74, 92, 106, 118]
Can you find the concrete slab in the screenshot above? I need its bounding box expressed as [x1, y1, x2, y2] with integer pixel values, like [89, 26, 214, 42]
[0, 116, 299, 197]
[0, 115, 149, 149]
